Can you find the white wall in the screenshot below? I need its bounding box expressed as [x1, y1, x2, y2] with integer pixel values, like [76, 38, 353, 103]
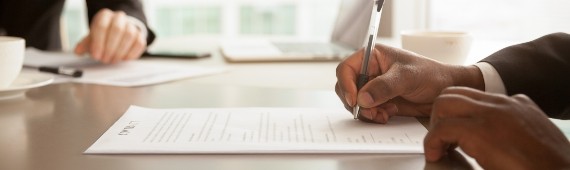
[429, 0, 570, 42]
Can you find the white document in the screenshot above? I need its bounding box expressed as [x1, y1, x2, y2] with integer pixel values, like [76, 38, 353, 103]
[85, 106, 428, 154]
[24, 49, 225, 87]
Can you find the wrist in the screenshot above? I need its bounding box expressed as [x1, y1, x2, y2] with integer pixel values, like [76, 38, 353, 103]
[448, 65, 485, 91]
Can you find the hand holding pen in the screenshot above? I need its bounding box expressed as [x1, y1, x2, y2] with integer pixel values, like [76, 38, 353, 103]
[334, 0, 466, 124]
[335, 43, 474, 123]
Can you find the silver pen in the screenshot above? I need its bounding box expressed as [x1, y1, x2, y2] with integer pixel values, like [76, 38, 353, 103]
[354, 0, 384, 119]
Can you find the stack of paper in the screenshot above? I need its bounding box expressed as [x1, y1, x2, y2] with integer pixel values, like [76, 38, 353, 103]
[24, 49, 225, 87]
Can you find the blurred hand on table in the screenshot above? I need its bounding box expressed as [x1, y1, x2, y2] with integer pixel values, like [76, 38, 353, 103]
[74, 9, 147, 64]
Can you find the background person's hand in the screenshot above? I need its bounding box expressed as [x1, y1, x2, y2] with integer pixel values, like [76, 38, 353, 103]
[74, 9, 147, 64]
[424, 87, 570, 169]
[335, 44, 484, 123]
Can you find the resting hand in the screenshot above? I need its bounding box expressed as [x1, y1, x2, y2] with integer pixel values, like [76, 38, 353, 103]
[74, 9, 147, 64]
[424, 87, 570, 169]
[335, 44, 483, 123]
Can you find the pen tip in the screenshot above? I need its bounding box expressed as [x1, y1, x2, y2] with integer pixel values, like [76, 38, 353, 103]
[73, 71, 83, 78]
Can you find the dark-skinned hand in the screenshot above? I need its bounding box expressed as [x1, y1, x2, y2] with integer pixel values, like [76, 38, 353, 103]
[425, 87, 570, 169]
[335, 44, 483, 123]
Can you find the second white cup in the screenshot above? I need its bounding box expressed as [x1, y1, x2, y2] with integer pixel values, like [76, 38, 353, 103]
[401, 30, 472, 65]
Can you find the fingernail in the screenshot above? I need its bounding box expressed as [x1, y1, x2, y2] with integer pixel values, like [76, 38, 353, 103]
[104, 56, 112, 63]
[372, 109, 387, 124]
[344, 93, 353, 107]
[384, 104, 398, 116]
[425, 150, 442, 162]
[358, 92, 374, 107]
[382, 111, 390, 123]
[94, 51, 102, 60]
[361, 109, 374, 120]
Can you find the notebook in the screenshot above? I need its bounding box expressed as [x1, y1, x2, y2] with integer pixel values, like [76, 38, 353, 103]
[220, 0, 380, 62]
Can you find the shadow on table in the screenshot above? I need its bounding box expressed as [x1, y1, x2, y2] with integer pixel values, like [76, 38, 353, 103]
[337, 150, 473, 170]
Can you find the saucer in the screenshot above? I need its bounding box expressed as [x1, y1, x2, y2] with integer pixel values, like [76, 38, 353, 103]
[0, 72, 54, 100]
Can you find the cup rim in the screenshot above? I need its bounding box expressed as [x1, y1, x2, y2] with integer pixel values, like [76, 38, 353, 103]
[0, 36, 25, 42]
[401, 30, 470, 37]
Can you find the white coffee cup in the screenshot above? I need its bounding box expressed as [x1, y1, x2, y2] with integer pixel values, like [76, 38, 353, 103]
[401, 30, 472, 65]
[0, 36, 25, 89]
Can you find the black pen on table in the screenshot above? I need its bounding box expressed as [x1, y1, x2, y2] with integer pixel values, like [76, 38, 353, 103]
[24, 65, 83, 78]
[353, 0, 384, 120]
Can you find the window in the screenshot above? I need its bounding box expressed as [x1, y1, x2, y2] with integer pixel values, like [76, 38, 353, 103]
[239, 4, 296, 35]
[154, 6, 223, 36]
[61, 0, 342, 51]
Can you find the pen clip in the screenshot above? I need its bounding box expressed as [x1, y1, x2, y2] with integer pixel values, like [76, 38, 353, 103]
[376, 0, 384, 12]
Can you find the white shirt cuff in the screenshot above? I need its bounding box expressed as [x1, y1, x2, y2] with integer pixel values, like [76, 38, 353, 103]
[126, 16, 148, 40]
[474, 62, 507, 94]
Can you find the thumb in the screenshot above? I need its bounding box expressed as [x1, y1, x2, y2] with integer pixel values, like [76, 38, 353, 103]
[357, 68, 406, 108]
[74, 35, 91, 56]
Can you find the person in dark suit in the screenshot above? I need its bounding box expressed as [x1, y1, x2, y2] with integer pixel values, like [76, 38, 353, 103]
[0, 0, 156, 64]
[335, 32, 570, 169]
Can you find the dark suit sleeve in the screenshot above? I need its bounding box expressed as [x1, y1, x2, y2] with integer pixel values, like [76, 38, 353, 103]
[481, 32, 570, 119]
[85, 0, 156, 45]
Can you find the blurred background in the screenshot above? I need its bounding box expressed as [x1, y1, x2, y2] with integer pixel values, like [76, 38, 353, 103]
[60, 0, 570, 51]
